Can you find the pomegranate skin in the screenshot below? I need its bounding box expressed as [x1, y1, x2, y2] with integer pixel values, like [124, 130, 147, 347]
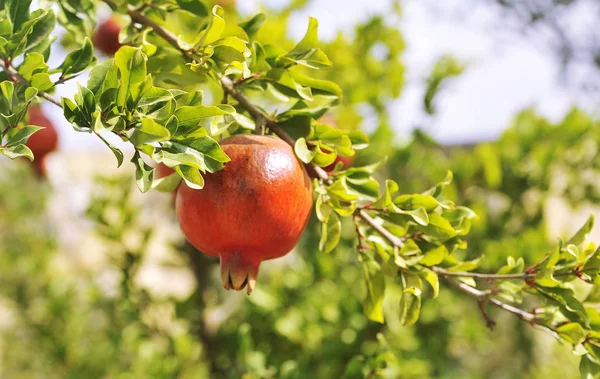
[324, 155, 354, 172]
[27, 105, 58, 160]
[176, 135, 313, 293]
[93, 17, 122, 56]
[156, 163, 175, 179]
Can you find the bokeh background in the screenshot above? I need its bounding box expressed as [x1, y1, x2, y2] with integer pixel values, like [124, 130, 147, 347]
[2, 0, 600, 378]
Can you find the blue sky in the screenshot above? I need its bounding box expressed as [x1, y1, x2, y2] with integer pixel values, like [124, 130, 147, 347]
[47, 0, 599, 150]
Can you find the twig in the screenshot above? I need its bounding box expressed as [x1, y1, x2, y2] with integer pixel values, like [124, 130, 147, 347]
[54, 74, 80, 86]
[431, 266, 535, 280]
[220, 75, 329, 180]
[441, 275, 535, 323]
[477, 300, 497, 330]
[103, 0, 194, 60]
[356, 208, 405, 248]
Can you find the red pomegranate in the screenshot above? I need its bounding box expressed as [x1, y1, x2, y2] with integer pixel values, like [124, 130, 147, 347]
[93, 17, 123, 56]
[31, 155, 48, 177]
[26, 105, 58, 176]
[156, 163, 175, 179]
[324, 155, 354, 172]
[176, 135, 313, 293]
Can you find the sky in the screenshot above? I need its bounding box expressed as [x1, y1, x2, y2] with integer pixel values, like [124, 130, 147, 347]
[46, 0, 599, 150]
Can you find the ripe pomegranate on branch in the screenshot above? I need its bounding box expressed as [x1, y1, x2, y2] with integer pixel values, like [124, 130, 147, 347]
[1, 1, 600, 376]
[177, 135, 313, 294]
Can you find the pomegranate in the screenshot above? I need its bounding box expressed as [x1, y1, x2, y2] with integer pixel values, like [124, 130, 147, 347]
[31, 155, 48, 177]
[176, 135, 313, 293]
[156, 163, 175, 179]
[93, 17, 123, 56]
[156, 163, 177, 199]
[324, 155, 354, 172]
[26, 105, 58, 177]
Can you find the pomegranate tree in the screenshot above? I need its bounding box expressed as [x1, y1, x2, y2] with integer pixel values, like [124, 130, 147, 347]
[176, 135, 313, 293]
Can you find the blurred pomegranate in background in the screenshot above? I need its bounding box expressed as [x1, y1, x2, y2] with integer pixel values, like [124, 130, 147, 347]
[26, 105, 59, 177]
[93, 17, 123, 56]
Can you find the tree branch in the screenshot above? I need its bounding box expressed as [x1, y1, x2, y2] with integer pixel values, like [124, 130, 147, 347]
[102, 0, 194, 59]
[220, 76, 329, 181]
[440, 275, 535, 323]
[356, 208, 405, 247]
[431, 266, 535, 280]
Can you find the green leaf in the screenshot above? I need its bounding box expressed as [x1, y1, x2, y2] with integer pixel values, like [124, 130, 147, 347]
[394, 194, 440, 211]
[418, 213, 455, 241]
[130, 118, 171, 146]
[283, 18, 331, 69]
[288, 70, 342, 97]
[580, 356, 600, 379]
[176, 0, 208, 17]
[86, 59, 112, 94]
[496, 281, 524, 304]
[194, 5, 225, 47]
[294, 137, 315, 164]
[60, 37, 96, 77]
[175, 165, 204, 190]
[537, 286, 589, 326]
[399, 287, 421, 326]
[497, 257, 525, 275]
[5, 124, 42, 146]
[0, 143, 33, 160]
[558, 322, 587, 345]
[361, 257, 385, 323]
[403, 208, 429, 226]
[17, 9, 56, 56]
[0, 80, 14, 103]
[174, 104, 235, 130]
[419, 269, 439, 298]
[161, 138, 228, 174]
[5, 0, 32, 32]
[152, 171, 182, 192]
[114, 47, 147, 110]
[18, 52, 48, 80]
[372, 179, 400, 209]
[319, 212, 341, 253]
[239, 13, 266, 38]
[448, 255, 484, 272]
[131, 150, 154, 193]
[420, 245, 447, 266]
[569, 214, 595, 246]
[96, 132, 124, 167]
[30, 72, 52, 91]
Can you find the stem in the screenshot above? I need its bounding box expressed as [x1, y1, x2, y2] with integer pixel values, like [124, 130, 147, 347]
[103, 0, 194, 60]
[441, 275, 535, 322]
[357, 208, 405, 248]
[53, 74, 79, 87]
[431, 266, 535, 280]
[220, 76, 329, 181]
